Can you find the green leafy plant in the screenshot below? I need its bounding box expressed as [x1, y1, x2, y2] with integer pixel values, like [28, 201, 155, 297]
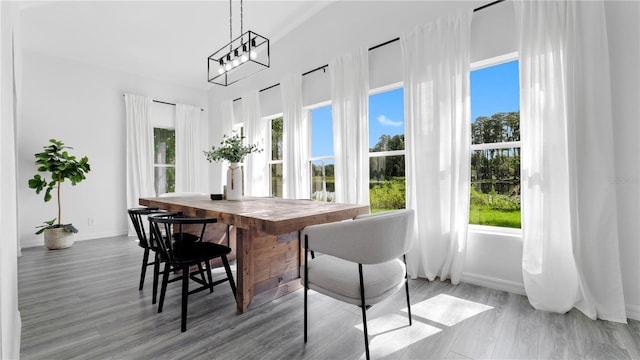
[203, 132, 262, 163]
[28, 139, 91, 234]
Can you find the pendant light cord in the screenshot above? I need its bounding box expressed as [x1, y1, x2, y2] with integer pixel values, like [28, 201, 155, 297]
[240, 0, 244, 36]
[229, 0, 233, 52]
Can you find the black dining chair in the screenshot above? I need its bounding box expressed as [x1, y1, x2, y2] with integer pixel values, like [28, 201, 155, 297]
[148, 213, 237, 332]
[128, 207, 167, 304]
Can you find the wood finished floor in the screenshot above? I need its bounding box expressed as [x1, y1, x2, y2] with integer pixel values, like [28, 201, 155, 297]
[18, 236, 640, 360]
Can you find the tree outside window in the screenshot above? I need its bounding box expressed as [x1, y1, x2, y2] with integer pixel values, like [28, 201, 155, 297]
[470, 59, 521, 228]
[153, 127, 175, 196]
[369, 87, 405, 213]
[269, 117, 283, 198]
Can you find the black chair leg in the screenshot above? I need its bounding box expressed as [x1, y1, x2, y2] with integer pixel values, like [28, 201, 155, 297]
[204, 261, 214, 293]
[221, 255, 236, 297]
[152, 253, 160, 304]
[139, 248, 150, 290]
[181, 265, 190, 332]
[158, 262, 171, 313]
[195, 262, 206, 285]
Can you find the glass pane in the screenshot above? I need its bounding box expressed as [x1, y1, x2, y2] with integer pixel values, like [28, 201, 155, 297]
[471, 60, 520, 144]
[154, 128, 175, 164]
[271, 117, 283, 161]
[154, 166, 175, 196]
[311, 105, 333, 158]
[470, 148, 521, 228]
[369, 155, 405, 213]
[310, 159, 335, 202]
[369, 88, 404, 152]
[270, 163, 283, 198]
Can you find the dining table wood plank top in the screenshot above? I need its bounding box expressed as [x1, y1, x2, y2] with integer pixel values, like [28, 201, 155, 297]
[139, 195, 369, 313]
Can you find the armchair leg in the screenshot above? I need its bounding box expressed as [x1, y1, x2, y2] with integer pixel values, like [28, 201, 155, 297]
[404, 256, 412, 326]
[405, 279, 412, 326]
[358, 264, 370, 360]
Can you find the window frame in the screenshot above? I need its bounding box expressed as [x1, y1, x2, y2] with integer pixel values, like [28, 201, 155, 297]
[152, 126, 176, 197]
[368, 82, 406, 161]
[306, 100, 335, 202]
[266, 114, 284, 198]
[468, 51, 522, 234]
[367, 83, 407, 213]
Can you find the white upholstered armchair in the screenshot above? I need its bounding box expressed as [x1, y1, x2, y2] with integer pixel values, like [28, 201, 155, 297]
[301, 209, 415, 360]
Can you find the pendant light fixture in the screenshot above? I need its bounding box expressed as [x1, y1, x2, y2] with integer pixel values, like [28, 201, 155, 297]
[207, 0, 270, 86]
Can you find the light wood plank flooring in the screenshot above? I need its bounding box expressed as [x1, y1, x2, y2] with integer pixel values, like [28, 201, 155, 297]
[18, 236, 640, 360]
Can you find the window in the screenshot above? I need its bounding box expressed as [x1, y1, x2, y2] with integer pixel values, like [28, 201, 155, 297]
[153, 127, 175, 196]
[269, 117, 283, 198]
[369, 87, 405, 213]
[309, 104, 335, 202]
[470, 57, 521, 229]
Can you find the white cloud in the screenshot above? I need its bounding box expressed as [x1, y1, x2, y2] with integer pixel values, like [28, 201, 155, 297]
[377, 115, 402, 127]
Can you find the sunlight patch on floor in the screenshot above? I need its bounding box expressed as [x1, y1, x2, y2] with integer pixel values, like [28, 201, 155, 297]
[404, 293, 494, 326]
[354, 313, 442, 358]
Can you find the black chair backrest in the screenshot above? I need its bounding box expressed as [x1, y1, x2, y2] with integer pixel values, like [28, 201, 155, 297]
[128, 207, 166, 249]
[148, 214, 218, 265]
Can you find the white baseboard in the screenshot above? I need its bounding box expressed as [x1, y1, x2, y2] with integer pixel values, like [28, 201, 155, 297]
[20, 230, 127, 249]
[626, 304, 640, 321]
[460, 272, 526, 296]
[461, 272, 640, 322]
[4, 310, 21, 360]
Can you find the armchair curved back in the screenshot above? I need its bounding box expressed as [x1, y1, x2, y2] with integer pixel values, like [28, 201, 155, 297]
[302, 208, 414, 264]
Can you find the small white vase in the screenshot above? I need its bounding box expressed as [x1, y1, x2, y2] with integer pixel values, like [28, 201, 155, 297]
[226, 162, 243, 201]
[44, 228, 74, 250]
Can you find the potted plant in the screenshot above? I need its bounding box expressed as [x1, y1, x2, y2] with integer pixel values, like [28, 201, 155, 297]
[28, 139, 91, 249]
[203, 132, 261, 200]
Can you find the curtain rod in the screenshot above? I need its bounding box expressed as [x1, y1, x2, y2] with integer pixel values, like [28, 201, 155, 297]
[122, 94, 204, 111]
[232, 0, 506, 103]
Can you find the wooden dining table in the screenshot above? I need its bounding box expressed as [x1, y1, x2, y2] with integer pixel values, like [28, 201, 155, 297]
[139, 195, 369, 313]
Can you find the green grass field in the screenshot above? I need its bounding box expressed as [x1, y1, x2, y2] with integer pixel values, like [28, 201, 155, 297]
[469, 207, 521, 228]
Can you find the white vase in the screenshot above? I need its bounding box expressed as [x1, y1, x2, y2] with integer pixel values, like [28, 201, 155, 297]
[44, 228, 74, 250]
[226, 162, 243, 201]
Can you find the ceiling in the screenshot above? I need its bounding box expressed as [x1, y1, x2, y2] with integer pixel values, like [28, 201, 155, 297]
[20, 1, 334, 90]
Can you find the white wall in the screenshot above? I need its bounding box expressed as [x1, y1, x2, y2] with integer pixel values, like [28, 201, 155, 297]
[207, 0, 639, 319]
[18, 49, 209, 248]
[1, 2, 22, 358]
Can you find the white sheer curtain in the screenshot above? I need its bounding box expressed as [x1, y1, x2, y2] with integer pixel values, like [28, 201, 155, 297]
[217, 99, 235, 189]
[243, 90, 268, 197]
[515, 0, 626, 322]
[124, 94, 154, 208]
[281, 73, 310, 199]
[175, 103, 200, 193]
[401, 9, 472, 284]
[330, 48, 370, 205]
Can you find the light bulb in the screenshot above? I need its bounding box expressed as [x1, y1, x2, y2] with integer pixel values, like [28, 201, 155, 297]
[250, 38, 258, 59]
[232, 58, 240, 67]
[241, 53, 249, 63]
[225, 63, 233, 71]
[218, 66, 225, 75]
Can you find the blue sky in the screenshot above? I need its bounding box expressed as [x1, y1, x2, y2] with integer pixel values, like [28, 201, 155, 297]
[311, 60, 520, 157]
